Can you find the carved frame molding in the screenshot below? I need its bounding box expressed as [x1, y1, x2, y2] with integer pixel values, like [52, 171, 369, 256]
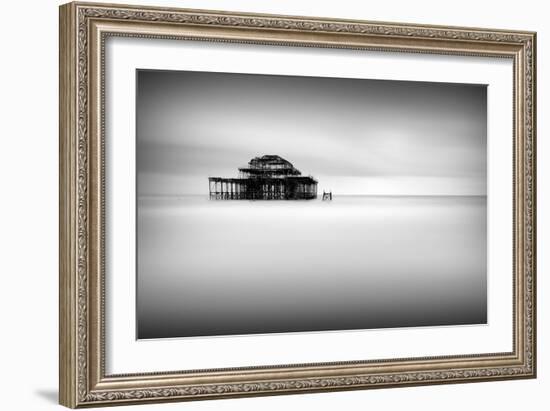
[59, 2, 536, 408]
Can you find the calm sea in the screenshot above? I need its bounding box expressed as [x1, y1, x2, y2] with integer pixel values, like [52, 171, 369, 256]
[137, 195, 487, 339]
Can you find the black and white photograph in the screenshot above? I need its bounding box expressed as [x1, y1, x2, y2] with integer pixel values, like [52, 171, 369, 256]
[136, 69, 488, 339]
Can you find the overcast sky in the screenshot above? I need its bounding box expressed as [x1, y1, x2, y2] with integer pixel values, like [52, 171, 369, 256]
[136, 69, 487, 196]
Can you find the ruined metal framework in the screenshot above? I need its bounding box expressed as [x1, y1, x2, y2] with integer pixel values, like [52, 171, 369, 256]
[209, 155, 318, 200]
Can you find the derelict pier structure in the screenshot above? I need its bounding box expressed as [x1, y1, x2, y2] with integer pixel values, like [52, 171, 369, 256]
[209, 155, 318, 200]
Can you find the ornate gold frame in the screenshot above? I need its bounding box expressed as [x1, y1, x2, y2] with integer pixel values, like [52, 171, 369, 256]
[59, 1, 537, 408]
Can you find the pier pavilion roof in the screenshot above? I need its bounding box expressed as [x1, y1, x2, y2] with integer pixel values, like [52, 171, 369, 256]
[238, 155, 302, 177]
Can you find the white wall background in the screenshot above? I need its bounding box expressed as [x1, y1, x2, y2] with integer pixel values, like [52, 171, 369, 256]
[0, 0, 546, 409]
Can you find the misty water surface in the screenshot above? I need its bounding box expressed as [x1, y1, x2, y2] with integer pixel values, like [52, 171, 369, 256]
[137, 195, 487, 339]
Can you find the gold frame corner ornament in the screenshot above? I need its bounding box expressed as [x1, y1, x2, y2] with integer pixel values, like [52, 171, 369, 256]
[59, 1, 536, 408]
